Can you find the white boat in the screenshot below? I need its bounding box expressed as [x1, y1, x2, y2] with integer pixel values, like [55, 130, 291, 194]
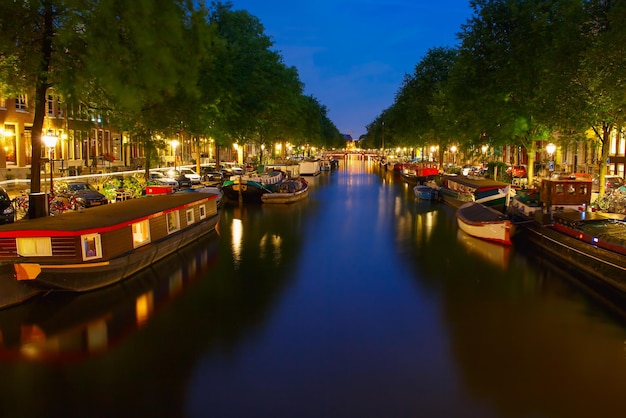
[456, 201, 515, 245]
[299, 160, 321, 176]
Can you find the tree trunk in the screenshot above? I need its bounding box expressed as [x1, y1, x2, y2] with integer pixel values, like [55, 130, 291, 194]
[28, 4, 55, 218]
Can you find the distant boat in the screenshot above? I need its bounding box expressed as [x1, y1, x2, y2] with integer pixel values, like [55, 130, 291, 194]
[299, 159, 321, 176]
[456, 201, 515, 245]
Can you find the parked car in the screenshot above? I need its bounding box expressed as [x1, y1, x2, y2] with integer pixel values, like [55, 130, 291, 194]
[148, 171, 179, 190]
[200, 166, 224, 182]
[221, 162, 244, 177]
[0, 187, 15, 224]
[65, 181, 109, 207]
[178, 167, 202, 185]
[161, 169, 192, 189]
[506, 165, 527, 178]
[592, 174, 625, 193]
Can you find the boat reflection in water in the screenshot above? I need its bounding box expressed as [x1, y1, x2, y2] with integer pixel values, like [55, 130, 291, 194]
[0, 233, 219, 362]
[456, 229, 511, 270]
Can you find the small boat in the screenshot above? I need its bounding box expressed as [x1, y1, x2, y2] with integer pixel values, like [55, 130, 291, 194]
[221, 170, 284, 203]
[440, 175, 511, 211]
[413, 184, 437, 201]
[261, 177, 309, 204]
[456, 201, 515, 245]
[0, 192, 220, 295]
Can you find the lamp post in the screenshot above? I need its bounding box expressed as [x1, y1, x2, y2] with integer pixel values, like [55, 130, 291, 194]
[170, 140, 180, 171]
[546, 143, 556, 173]
[260, 144, 265, 166]
[450, 145, 457, 165]
[42, 131, 58, 195]
[481, 145, 488, 169]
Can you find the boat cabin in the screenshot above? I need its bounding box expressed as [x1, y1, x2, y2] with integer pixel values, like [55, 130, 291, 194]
[540, 178, 591, 211]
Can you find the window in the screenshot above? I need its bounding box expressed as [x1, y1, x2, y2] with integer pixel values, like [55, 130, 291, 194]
[47, 94, 54, 116]
[186, 209, 195, 225]
[132, 220, 151, 248]
[166, 211, 180, 234]
[57, 97, 63, 118]
[16, 237, 52, 257]
[199, 204, 206, 220]
[81, 233, 102, 260]
[16, 95, 27, 111]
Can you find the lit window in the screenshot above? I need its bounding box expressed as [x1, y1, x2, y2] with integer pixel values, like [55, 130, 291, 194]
[81, 233, 102, 260]
[132, 220, 151, 248]
[16, 237, 52, 256]
[186, 209, 195, 225]
[16, 95, 27, 111]
[166, 211, 180, 234]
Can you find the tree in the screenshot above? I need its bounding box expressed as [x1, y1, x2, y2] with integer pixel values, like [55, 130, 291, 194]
[551, 0, 626, 195]
[0, 1, 94, 215]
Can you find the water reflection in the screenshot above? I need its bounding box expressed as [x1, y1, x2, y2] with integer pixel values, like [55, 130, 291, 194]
[456, 230, 511, 270]
[0, 232, 219, 362]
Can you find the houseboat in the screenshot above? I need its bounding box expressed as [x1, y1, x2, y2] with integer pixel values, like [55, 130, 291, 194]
[439, 175, 511, 211]
[513, 177, 626, 296]
[0, 192, 220, 293]
[221, 170, 284, 203]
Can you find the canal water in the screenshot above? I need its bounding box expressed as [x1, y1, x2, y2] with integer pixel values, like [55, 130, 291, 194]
[0, 157, 625, 418]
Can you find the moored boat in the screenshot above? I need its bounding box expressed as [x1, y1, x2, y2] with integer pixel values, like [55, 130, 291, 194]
[221, 170, 284, 203]
[299, 159, 321, 176]
[400, 162, 439, 185]
[413, 184, 437, 201]
[456, 201, 515, 245]
[0, 192, 220, 294]
[513, 176, 626, 296]
[261, 177, 309, 204]
[440, 175, 510, 211]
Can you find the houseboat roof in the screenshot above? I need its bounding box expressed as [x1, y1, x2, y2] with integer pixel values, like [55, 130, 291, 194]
[443, 175, 509, 188]
[0, 192, 218, 236]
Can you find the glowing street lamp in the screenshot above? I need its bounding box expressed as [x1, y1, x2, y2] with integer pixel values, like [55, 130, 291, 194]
[170, 140, 180, 171]
[42, 131, 58, 195]
[481, 145, 488, 168]
[450, 145, 457, 165]
[546, 143, 556, 172]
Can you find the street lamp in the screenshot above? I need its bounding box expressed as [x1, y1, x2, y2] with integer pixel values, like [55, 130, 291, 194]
[546, 143, 556, 172]
[481, 144, 488, 168]
[450, 145, 457, 165]
[260, 144, 265, 166]
[170, 140, 180, 171]
[42, 131, 58, 195]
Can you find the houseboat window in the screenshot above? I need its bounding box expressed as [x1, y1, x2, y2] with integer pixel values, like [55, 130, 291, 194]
[580, 184, 589, 194]
[16, 237, 52, 257]
[186, 209, 195, 225]
[132, 220, 151, 248]
[166, 211, 180, 234]
[568, 184, 576, 194]
[81, 233, 102, 260]
[555, 184, 564, 194]
[199, 204, 206, 220]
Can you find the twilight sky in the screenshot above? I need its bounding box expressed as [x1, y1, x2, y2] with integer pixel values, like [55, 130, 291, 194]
[230, 0, 474, 139]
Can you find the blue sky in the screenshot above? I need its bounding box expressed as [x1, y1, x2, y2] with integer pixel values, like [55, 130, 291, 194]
[230, 0, 474, 138]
